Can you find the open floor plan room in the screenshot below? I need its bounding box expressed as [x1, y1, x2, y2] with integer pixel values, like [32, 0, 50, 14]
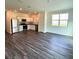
[5, 0, 73, 59]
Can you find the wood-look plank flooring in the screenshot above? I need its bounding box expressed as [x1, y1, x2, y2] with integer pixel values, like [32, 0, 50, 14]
[5, 30, 73, 59]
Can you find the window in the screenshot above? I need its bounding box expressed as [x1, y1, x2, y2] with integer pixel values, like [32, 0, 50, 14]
[60, 13, 68, 26]
[52, 14, 59, 26]
[52, 13, 68, 26]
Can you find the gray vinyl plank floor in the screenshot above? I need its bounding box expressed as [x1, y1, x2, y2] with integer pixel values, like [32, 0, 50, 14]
[5, 30, 73, 59]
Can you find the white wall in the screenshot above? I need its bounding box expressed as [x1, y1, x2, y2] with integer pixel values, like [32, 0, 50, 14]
[46, 8, 73, 36]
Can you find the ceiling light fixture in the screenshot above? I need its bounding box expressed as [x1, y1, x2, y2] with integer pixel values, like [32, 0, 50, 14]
[19, 8, 22, 11]
[14, 10, 17, 12]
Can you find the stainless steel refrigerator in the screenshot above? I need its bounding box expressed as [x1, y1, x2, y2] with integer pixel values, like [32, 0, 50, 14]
[11, 18, 23, 33]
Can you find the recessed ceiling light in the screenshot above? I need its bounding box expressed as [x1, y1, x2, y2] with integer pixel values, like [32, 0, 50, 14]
[19, 8, 22, 11]
[34, 11, 37, 13]
[14, 10, 17, 12]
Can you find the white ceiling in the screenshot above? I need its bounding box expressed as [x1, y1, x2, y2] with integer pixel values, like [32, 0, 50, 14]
[5, 0, 73, 12]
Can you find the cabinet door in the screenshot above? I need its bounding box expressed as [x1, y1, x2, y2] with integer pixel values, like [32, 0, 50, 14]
[27, 25, 35, 30]
[19, 26, 23, 31]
